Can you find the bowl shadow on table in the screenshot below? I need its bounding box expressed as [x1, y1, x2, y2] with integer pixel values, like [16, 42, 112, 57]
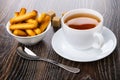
[18, 40, 48, 56]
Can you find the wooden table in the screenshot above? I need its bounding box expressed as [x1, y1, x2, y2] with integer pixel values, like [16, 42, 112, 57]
[0, 0, 120, 80]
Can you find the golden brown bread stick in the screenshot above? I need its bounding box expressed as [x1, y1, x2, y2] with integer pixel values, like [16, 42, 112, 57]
[19, 8, 26, 16]
[13, 30, 27, 36]
[26, 29, 36, 36]
[26, 19, 38, 26]
[40, 16, 50, 32]
[37, 13, 46, 23]
[40, 22, 47, 32]
[10, 10, 37, 24]
[10, 23, 37, 30]
[34, 28, 41, 34]
[14, 12, 19, 17]
[43, 15, 51, 22]
[40, 21, 49, 32]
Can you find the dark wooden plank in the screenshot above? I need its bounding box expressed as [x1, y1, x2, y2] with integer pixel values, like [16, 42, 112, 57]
[0, 0, 120, 80]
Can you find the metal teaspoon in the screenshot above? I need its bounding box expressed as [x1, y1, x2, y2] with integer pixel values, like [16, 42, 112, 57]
[17, 46, 80, 73]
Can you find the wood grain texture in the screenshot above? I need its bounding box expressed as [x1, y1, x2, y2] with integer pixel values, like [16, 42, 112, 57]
[0, 0, 120, 80]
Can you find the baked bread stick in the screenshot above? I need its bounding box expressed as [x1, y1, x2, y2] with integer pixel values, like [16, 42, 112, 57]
[34, 28, 41, 34]
[26, 29, 36, 36]
[40, 15, 50, 32]
[26, 19, 38, 26]
[10, 10, 37, 24]
[37, 13, 46, 23]
[19, 8, 26, 16]
[14, 12, 19, 17]
[13, 30, 27, 36]
[10, 23, 37, 30]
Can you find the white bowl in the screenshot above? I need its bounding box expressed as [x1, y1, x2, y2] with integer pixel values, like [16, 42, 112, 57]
[6, 22, 51, 45]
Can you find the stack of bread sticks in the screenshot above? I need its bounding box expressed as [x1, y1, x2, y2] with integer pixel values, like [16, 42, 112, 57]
[9, 8, 50, 37]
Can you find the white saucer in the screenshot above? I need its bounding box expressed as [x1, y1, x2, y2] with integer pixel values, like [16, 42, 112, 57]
[51, 27, 117, 62]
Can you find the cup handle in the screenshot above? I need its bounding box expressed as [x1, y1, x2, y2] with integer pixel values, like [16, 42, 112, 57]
[92, 32, 104, 49]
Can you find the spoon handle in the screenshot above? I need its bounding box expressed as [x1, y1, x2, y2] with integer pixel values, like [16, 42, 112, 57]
[38, 58, 80, 73]
[17, 46, 80, 73]
[58, 63, 80, 73]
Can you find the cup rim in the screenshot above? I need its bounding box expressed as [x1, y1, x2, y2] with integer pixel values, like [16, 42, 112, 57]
[61, 8, 103, 31]
[6, 21, 51, 39]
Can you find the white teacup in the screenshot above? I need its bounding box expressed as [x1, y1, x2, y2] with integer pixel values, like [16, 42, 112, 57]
[61, 8, 104, 50]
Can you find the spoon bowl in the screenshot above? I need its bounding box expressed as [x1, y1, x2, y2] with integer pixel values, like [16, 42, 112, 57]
[17, 46, 80, 73]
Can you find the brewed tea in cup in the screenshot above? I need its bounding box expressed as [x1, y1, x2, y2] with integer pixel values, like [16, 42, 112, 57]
[61, 9, 104, 50]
